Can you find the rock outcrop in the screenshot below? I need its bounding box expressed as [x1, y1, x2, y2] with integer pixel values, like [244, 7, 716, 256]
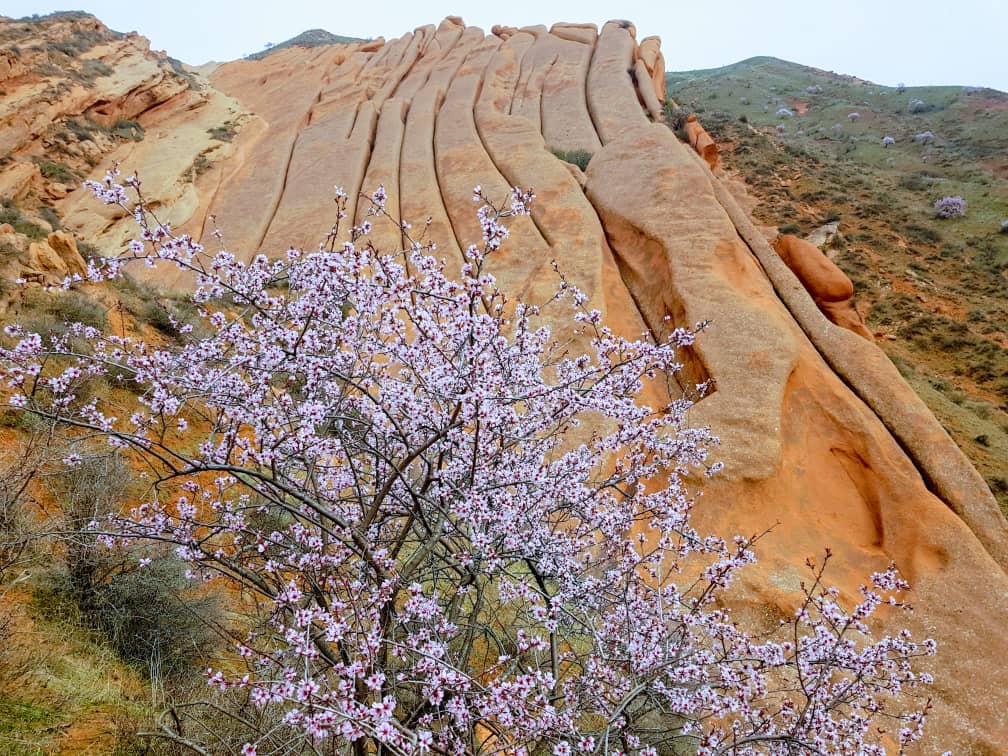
[25, 231, 85, 280]
[685, 113, 719, 169]
[773, 233, 872, 339]
[2, 15, 1006, 750]
[0, 12, 249, 250]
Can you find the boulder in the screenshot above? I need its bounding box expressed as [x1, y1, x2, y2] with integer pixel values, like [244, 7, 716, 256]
[685, 114, 719, 170]
[773, 233, 871, 339]
[0, 162, 40, 202]
[24, 231, 87, 281]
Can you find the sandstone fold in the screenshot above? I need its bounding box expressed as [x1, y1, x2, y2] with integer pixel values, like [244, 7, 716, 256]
[695, 147, 1008, 571]
[685, 114, 719, 169]
[772, 234, 871, 340]
[586, 22, 650, 144]
[588, 122, 1008, 751]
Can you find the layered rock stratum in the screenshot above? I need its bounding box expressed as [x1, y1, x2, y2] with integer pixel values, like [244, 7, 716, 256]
[2, 13, 1007, 751]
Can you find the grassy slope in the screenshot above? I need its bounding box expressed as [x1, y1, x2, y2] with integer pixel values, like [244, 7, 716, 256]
[667, 57, 1008, 512]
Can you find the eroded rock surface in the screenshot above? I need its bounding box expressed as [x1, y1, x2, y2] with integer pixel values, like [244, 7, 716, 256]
[685, 113, 719, 169]
[773, 233, 872, 339]
[2, 14, 1006, 750]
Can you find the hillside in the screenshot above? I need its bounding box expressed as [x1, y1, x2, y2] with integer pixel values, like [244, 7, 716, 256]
[0, 15, 1006, 754]
[668, 56, 1008, 513]
[246, 28, 370, 60]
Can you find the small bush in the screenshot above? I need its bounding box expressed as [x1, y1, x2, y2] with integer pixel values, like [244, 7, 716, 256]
[77, 240, 100, 258]
[551, 148, 593, 171]
[38, 205, 60, 231]
[65, 117, 97, 142]
[31, 157, 78, 184]
[46, 455, 221, 682]
[882, 136, 895, 147]
[903, 222, 942, 245]
[140, 298, 202, 338]
[190, 153, 212, 177]
[207, 122, 237, 142]
[1000, 219, 1008, 234]
[111, 119, 143, 141]
[79, 555, 222, 681]
[934, 196, 967, 219]
[778, 223, 801, 234]
[0, 199, 47, 240]
[19, 289, 108, 341]
[76, 58, 114, 85]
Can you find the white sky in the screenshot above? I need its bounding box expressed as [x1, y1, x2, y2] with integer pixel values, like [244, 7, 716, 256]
[5, 0, 1007, 91]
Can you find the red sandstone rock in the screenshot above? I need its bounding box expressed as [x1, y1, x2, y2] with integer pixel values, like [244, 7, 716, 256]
[773, 234, 872, 340]
[685, 114, 719, 169]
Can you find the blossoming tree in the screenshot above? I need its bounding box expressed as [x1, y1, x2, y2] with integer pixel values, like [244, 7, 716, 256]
[0, 171, 940, 755]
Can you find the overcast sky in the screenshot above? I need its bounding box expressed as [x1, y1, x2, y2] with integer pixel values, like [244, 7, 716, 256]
[6, 0, 1007, 91]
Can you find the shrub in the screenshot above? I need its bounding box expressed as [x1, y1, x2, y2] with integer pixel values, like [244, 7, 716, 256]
[207, 122, 237, 142]
[882, 135, 896, 147]
[934, 195, 967, 219]
[775, 106, 793, 117]
[1000, 219, 1008, 234]
[31, 157, 78, 184]
[908, 98, 929, 113]
[111, 119, 144, 141]
[80, 58, 113, 81]
[551, 148, 592, 171]
[19, 289, 108, 335]
[73, 555, 221, 681]
[0, 199, 47, 240]
[913, 130, 934, 144]
[848, 111, 861, 121]
[65, 117, 97, 142]
[45, 455, 221, 682]
[38, 205, 60, 230]
[0, 172, 941, 754]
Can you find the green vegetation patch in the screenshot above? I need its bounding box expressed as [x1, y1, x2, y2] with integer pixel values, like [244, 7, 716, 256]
[30, 157, 78, 184]
[551, 149, 593, 172]
[0, 200, 47, 240]
[0, 696, 58, 755]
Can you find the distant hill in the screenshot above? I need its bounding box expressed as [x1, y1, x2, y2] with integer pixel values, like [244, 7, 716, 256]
[246, 28, 368, 59]
[667, 57, 1008, 506]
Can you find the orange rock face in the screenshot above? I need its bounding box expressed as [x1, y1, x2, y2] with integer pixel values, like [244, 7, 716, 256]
[4, 15, 1007, 750]
[685, 114, 719, 169]
[773, 233, 872, 339]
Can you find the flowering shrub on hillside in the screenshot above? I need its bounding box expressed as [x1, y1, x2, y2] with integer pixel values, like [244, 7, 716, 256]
[0, 169, 941, 755]
[934, 196, 967, 219]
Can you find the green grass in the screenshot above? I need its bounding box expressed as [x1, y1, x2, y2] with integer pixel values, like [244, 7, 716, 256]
[31, 157, 78, 184]
[551, 149, 593, 172]
[207, 123, 236, 142]
[0, 200, 47, 240]
[0, 697, 58, 755]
